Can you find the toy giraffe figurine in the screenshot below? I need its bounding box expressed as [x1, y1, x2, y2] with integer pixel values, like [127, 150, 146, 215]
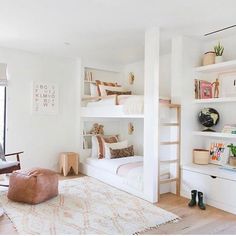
[212, 78, 220, 98]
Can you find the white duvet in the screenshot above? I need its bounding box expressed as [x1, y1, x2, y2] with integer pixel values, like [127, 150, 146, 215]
[85, 156, 143, 175]
[86, 95, 144, 115]
[84, 156, 170, 191]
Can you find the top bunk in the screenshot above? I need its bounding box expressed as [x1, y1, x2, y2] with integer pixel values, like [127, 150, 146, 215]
[81, 67, 171, 118]
[81, 95, 171, 118]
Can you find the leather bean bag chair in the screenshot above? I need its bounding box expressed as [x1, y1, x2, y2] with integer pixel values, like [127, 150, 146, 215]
[7, 168, 58, 204]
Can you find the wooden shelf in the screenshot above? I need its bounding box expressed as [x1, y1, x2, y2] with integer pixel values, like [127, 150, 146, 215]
[160, 103, 180, 108]
[194, 97, 236, 104]
[193, 131, 236, 139]
[182, 163, 236, 181]
[195, 59, 236, 73]
[160, 177, 178, 184]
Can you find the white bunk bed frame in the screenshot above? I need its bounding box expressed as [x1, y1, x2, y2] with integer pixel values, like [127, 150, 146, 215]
[81, 95, 144, 118]
[79, 161, 171, 200]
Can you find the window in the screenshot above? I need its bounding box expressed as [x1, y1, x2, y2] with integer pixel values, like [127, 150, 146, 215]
[0, 87, 6, 149]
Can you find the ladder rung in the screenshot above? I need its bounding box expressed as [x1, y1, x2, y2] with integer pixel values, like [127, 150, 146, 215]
[160, 123, 180, 126]
[160, 103, 180, 108]
[160, 171, 170, 177]
[160, 159, 178, 164]
[160, 141, 179, 145]
[160, 178, 178, 184]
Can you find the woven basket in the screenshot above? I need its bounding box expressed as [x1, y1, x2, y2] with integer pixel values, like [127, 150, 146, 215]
[203, 51, 216, 66]
[193, 149, 209, 165]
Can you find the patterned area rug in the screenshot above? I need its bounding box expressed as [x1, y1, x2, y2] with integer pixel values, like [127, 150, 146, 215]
[0, 176, 179, 234]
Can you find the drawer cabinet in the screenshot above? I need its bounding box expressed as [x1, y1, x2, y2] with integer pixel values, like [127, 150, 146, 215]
[181, 169, 236, 214]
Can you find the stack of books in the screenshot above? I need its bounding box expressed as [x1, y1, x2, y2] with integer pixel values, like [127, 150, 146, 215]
[195, 79, 213, 99]
[220, 164, 236, 172]
[222, 124, 236, 134]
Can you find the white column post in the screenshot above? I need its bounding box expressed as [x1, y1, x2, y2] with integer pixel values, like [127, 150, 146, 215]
[143, 27, 160, 203]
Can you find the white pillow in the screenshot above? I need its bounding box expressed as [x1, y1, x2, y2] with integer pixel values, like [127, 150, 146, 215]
[91, 136, 98, 158]
[104, 140, 128, 159]
[99, 85, 127, 96]
[90, 83, 98, 96]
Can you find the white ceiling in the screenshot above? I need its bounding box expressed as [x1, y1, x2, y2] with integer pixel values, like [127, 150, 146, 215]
[0, 0, 236, 65]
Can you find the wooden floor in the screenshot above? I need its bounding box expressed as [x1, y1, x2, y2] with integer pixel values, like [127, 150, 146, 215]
[1, 175, 236, 235]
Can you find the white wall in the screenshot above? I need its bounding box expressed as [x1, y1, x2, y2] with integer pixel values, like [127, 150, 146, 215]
[203, 34, 236, 62]
[122, 55, 171, 97]
[122, 61, 144, 95]
[0, 47, 78, 171]
[159, 54, 171, 97]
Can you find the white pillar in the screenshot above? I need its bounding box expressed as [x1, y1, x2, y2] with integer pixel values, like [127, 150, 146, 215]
[143, 27, 160, 203]
[75, 58, 82, 152]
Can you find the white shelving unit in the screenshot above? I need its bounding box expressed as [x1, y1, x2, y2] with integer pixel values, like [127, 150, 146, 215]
[194, 97, 236, 104]
[195, 59, 236, 73]
[193, 131, 236, 139]
[184, 56, 236, 215]
[182, 163, 236, 182]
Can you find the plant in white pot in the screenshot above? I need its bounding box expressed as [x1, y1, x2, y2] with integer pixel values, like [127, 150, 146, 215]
[227, 144, 236, 166]
[214, 42, 224, 63]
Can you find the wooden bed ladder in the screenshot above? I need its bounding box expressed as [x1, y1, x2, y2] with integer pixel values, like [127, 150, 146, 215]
[158, 103, 181, 201]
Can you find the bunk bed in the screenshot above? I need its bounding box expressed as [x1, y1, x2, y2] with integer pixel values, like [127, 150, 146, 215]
[79, 155, 171, 198]
[81, 95, 170, 118]
[80, 72, 178, 201]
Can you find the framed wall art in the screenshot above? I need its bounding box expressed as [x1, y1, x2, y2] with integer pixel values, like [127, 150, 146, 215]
[209, 141, 229, 165]
[32, 82, 59, 115]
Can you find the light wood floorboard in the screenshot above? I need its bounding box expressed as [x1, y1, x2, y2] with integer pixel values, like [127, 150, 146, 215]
[1, 175, 236, 234]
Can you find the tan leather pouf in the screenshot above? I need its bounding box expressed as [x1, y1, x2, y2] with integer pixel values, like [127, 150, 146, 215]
[7, 168, 58, 204]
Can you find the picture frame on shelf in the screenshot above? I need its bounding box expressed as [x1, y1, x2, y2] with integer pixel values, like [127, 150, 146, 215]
[200, 80, 213, 99]
[209, 140, 229, 165]
[219, 73, 236, 98]
[194, 79, 213, 99]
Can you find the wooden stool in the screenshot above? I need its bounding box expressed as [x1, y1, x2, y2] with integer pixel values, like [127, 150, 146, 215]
[59, 152, 79, 176]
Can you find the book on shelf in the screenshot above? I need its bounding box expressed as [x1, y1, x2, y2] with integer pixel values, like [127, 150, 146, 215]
[85, 71, 93, 82]
[219, 164, 236, 172]
[195, 79, 213, 99]
[222, 124, 236, 134]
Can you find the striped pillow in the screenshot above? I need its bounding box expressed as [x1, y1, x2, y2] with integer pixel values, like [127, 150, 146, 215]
[96, 135, 119, 159]
[109, 145, 134, 159]
[95, 80, 119, 96]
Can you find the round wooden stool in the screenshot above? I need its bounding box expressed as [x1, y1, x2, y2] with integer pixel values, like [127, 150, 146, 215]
[59, 152, 79, 176]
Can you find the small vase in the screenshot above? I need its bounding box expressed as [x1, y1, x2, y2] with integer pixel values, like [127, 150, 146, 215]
[215, 56, 223, 64]
[229, 156, 236, 166]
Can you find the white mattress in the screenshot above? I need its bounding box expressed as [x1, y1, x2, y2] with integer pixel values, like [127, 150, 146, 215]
[84, 157, 169, 191]
[84, 157, 169, 178]
[85, 156, 143, 175]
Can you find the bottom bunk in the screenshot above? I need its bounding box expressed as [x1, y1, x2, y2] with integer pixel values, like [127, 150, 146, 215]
[79, 156, 171, 200]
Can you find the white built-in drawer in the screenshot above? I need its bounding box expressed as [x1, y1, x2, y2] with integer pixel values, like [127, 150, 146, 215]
[181, 169, 236, 214]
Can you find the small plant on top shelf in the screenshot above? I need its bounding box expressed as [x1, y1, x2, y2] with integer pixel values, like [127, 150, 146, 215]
[214, 42, 224, 63]
[227, 143, 236, 166]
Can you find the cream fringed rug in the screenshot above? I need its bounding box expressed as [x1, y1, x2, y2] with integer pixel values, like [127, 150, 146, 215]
[0, 177, 179, 235]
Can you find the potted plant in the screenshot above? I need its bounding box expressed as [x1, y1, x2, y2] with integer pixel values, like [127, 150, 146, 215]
[227, 144, 236, 166]
[214, 42, 224, 63]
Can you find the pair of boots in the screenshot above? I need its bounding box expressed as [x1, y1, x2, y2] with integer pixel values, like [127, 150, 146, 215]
[188, 190, 206, 210]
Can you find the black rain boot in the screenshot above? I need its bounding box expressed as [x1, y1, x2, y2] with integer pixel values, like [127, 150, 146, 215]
[198, 191, 206, 210]
[188, 190, 197, 207]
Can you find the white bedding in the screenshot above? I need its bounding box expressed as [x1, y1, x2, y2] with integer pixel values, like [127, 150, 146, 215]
[85, 156, 143, 175]
[84, 157, 169, 191]
[86, 95, 144, 114]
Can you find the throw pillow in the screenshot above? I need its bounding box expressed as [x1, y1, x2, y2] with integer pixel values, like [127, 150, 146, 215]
[110, 145, 134, 159]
